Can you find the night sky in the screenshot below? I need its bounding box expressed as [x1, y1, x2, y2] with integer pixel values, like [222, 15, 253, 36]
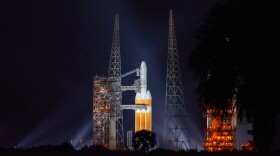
[1, 0, 228, 149]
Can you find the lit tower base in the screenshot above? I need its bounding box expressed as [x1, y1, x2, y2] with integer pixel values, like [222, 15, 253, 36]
[203, 101, 237, 151]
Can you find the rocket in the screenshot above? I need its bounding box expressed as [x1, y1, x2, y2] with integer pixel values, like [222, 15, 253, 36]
[135, 61, 152, 132]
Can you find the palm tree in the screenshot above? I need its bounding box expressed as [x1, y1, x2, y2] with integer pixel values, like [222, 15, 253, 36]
[189, 0, 280, 151]
[132, 130, 157, 153]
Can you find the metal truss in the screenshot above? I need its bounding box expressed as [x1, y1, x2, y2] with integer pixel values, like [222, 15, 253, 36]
[93, 76, 111, 148]
[164, 10, 190, 151]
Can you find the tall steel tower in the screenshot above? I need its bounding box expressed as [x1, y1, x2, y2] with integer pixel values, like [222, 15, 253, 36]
[164, 10, 190, 151]
[107, 14, 124, 150]
[93, 15, 154, 150]
[108, 15, 121, 78]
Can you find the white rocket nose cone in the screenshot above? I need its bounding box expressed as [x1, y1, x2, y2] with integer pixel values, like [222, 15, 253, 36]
[146, 90, 152, 99]
[135, 92, 141, 99]
[140, 61, 147, 69]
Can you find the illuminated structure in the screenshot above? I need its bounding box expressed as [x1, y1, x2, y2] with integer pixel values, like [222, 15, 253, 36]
[93, 15, 152, 149]
[135, 61, 152, 132]
[203, 101, 237, 151]
[93, 63, 150, 150]
[107, 14, 123, 150]
[93, 76, 116, 148]
[93, 15, 124, 150]
[164, 9, 190, 150]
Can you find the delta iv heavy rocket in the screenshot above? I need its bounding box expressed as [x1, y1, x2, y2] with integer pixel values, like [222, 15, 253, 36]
[135, 61, 152, 132]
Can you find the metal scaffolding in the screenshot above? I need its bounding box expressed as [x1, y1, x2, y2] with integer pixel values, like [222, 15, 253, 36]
[93, 76, 113, 148]
[108, 15, 121, 78]
[164, 9, 190, 151]
[93, 15, 123, 150]
[107, 14, 123, 150]
[93, 73, 144, 150]
[93, 15, 145, 150]
[204, 106, 237, 151]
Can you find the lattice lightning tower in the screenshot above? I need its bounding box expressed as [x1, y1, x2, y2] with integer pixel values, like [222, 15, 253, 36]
[107, 15, 124, 150]
[108, 15, 121, 78]
[164, 10, 190, 151]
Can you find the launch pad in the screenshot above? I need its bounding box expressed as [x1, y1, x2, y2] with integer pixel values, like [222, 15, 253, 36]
[93, 10, 190, 151]
[93, 61, 152, 149]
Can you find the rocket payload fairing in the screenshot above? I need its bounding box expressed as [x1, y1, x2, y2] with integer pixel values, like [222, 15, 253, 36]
[135, 61, 152, 132]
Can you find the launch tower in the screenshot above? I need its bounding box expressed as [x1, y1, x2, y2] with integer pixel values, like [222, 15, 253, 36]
[107, 14, 123, 150]
[93, 15, 152, 150]
[93, 15, 123, 150]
